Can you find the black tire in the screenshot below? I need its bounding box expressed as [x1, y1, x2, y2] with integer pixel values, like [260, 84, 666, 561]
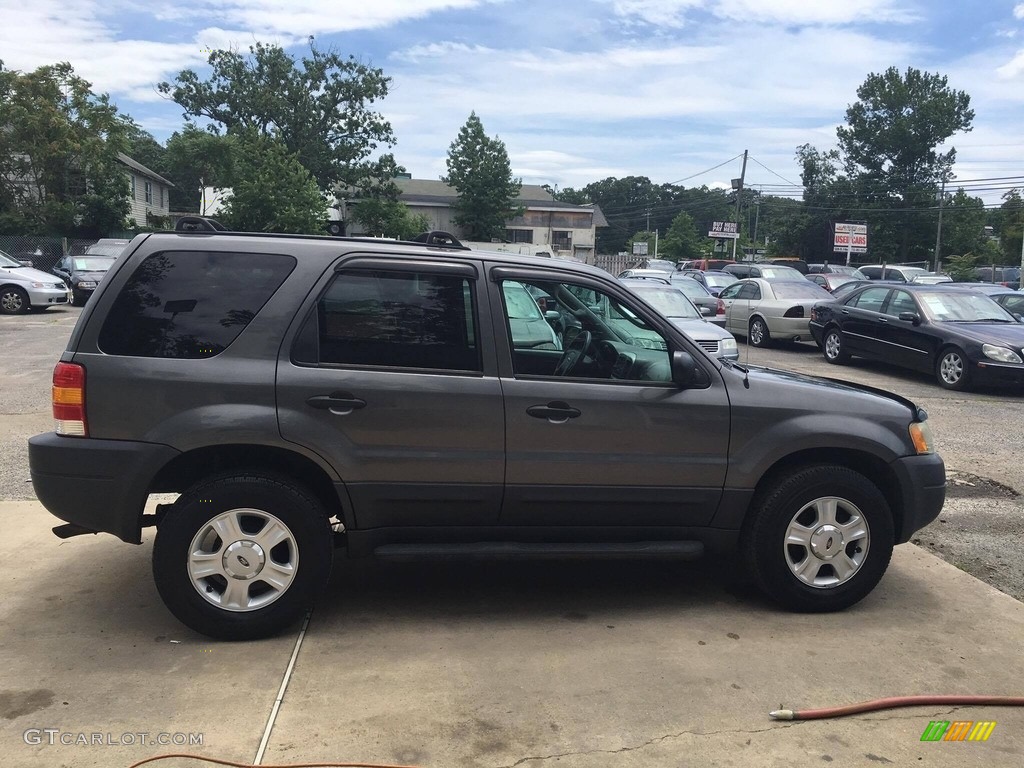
[935, 346, 970, 391]
[0, 286, 30, 315]
[740, 465, 894, 612]
[153, 473, 333, 640]
[748, 316, 771, 348]
[822, 327, 850, 364]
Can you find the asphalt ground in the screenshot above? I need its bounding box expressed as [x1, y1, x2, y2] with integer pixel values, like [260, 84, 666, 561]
[2, 306, 1024, 767]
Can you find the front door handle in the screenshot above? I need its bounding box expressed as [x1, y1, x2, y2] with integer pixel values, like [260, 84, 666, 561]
[527, 401, 581, 424]
[306, 392, 367, 415]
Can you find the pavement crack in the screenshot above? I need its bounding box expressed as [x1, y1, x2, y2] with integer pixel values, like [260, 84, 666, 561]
[500, 722, 800, 766]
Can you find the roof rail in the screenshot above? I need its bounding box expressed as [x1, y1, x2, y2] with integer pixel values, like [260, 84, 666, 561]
[410, 230, 470, 250]
[175, 216, 229, 232]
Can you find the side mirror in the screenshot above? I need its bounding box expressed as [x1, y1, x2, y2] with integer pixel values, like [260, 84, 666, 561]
[671, 350, 710, 388]
[1014, 313, 1023, 323]
[544, 310, 560, 322]
[898, 311, 921, 325]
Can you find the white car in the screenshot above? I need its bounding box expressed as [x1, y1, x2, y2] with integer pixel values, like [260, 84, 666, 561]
[0, 250, 72, 314]
[718, 278, 834, 347]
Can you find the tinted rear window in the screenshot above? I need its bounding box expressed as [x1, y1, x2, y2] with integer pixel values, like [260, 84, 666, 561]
[98, 251, 295, 358]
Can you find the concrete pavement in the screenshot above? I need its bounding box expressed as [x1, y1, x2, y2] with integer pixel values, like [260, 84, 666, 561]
[1, 499, 1022, 767]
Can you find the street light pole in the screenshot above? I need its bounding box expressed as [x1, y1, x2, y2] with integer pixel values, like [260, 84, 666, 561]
[933, 179, 946, 272]
[731, 150, 748, 260]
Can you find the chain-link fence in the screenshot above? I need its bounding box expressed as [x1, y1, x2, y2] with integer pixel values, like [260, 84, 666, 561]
[0, 235, 100, 273]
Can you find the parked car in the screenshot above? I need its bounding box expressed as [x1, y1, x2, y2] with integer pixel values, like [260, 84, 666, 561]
[28, 219, 945, 639]
[0, 249, 72, 314]
[960, 285, 1024, 317]
[502, 281, 562, 350]
[52, 255, 117, 306]
[829, 279, 872, 301]
[718, 278, 835, 347]
[677, 269, 737, 296]
[910, 273, 953, 285]
[767, 258, 809, 274]
[859, 265, 931, 283]
[680, 258, 736, 272]
[974, 266, 1021, 290]
[618, 267, 676, 279]
[807, 273, 860, 293]
[659, 275, 726, 326]
[723, 263, 806, 281]
[618, 281, 737, 359]
[809, 264, 868, 279]
[809, 284, 1024, 390]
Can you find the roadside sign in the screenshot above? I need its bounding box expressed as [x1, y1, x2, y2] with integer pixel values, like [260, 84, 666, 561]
[709, 221, 739, 239]
[632, 241, 648, 255]
[834, 222, 868, 254]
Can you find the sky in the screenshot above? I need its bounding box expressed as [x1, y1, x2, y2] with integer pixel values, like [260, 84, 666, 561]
[1, 0, 1023, 205]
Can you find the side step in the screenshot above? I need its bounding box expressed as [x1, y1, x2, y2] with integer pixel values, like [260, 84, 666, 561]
[374, 541, 704, 561]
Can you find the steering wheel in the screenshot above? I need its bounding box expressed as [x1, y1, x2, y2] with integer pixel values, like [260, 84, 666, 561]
[553, 331, 592, 377]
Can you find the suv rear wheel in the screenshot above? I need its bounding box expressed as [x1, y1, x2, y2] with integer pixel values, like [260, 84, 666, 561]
[153, 473, 333, 640]
[740, 465, 894, 612]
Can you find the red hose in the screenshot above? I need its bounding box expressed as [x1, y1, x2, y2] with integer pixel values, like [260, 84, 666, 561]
[770, 695, 1024, 720]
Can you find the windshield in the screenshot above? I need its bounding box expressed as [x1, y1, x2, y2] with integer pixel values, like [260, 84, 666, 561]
[72, 257, 115, 272]
[917, 291, 1016, 322]
[670, 278, 706, 298]
[771, 282, 834, 300]
[633, 285, 701, 318]
[703, 273, 737, 287]
[759, 267, 803, 279]
[828, 265, 867, 278]
[502, 282, 544, 320]
[86, 244, 126, 257]
[0, 251, 22, 268]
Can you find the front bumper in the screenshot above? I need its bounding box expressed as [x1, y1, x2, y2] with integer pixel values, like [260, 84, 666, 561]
[29, 432, 180, 543]
[26, 285, 71, 306]
[889, 452, 946, 543]
[972, 359, 1024, 385]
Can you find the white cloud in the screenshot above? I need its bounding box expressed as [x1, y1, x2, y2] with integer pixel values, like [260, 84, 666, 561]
[1015, 3, 1024, 20]
[608, 0, 919, 27]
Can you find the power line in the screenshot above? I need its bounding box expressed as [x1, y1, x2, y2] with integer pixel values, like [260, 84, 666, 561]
[748, 155, 800, 186]
[663, 154, 744, 186]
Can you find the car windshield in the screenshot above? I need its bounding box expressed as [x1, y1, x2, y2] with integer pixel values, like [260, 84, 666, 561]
[86, 245, 126, 257]
[917, 291, 1016, 323]
[670, 278, 707, 297]
[72, 257, 115, 272]
[770, 282, 834, 300]
[502, 282, 543, 320]
[633, 285, 700, 319]
[0, 251, 23, 268]
[644, 259, 676, 272]
[828, 266, 867, 278]
[829, 275, 857, 286]
[703, 273, 737, 287]
[759, 267, 803, 279]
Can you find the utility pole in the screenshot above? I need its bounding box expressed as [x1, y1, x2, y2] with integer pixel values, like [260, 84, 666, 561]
[731, 150, 748, 261]
[654, 229, 659, 259]
[933, 178, 946, 272]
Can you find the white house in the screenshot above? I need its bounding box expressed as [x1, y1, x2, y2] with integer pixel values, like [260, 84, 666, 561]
[117, 153, 173, 228]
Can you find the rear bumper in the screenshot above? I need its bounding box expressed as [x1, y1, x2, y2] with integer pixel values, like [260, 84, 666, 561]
[765, 316, 811, 340]
[889, 452, 946, 543]
[29, 432, 180, 543]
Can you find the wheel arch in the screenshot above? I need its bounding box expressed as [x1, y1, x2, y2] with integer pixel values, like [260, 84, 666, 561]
[729, 448, 907, 542]
[149, 444, 348, 527]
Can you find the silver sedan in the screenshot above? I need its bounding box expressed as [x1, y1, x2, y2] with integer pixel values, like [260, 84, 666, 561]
[718, 278, 834, 347]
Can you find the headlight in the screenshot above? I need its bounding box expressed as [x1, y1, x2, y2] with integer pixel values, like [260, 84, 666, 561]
[720, 337, 738, 353]
[76, 281, 97, 289]
[30, 282, 46, 288]
[982, 343, 1022, 364]
[909, 420, 934, 455]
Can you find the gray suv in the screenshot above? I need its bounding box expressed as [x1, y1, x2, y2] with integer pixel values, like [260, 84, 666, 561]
[29, 223, 946, 639]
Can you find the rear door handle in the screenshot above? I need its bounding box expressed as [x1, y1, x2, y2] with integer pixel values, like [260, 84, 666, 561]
[526, 401, 581, 424]
[306, 393, 367, 415]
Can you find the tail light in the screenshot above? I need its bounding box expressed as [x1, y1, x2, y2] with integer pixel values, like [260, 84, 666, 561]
[716, 298, 725, 315]
[52, 362, 87, 436]
[784, 306, 805, 318]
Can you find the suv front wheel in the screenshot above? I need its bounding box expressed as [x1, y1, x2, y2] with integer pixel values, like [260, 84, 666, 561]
[153, 473, 333, 640]
[740, 465, 894, 612]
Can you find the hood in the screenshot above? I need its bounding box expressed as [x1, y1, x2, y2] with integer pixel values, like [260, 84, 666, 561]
[667, 317, 733, 342]
[1, 265, 64, 284]
[943, 322, 1024, 349]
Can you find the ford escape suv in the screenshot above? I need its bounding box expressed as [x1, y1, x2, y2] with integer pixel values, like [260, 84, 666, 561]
[29, 220, 946, 640]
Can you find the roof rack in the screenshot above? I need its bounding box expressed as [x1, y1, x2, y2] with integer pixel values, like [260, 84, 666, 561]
[169, 217, 471, 251]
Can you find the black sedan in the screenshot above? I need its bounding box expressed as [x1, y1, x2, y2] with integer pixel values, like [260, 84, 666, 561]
[809, 283, 1024, 390]
[52, 255, 116, 306]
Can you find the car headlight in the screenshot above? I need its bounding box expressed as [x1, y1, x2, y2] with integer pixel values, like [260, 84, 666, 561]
[982, 343, 1022, 364]
[909, 420, 934, 455]
[720, 337, 738, 354]
[76, 281, 98, 289]
[31, 282, 46, 288]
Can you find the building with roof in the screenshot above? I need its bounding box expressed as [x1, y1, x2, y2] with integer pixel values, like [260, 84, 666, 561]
[117, 153, 173, 228]
[347, 178, 607, 263]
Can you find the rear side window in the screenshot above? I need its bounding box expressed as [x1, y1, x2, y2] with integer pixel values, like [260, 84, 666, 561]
[98, 251, 295, 358]
[315, 271, 480, 372]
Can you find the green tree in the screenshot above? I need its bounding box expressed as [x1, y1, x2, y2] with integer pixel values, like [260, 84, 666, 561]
[998, 189, 1024, 264]
[939, 189, 988, 263]
[164, 125, 235, 213]
[659, 211, 706, 261]
[159, 42, 399, 197]
[0, 61, 131, 236]
[220, 132, 326, 234]
[351, 198, 429, 239]
[443, 112, 521, 240]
